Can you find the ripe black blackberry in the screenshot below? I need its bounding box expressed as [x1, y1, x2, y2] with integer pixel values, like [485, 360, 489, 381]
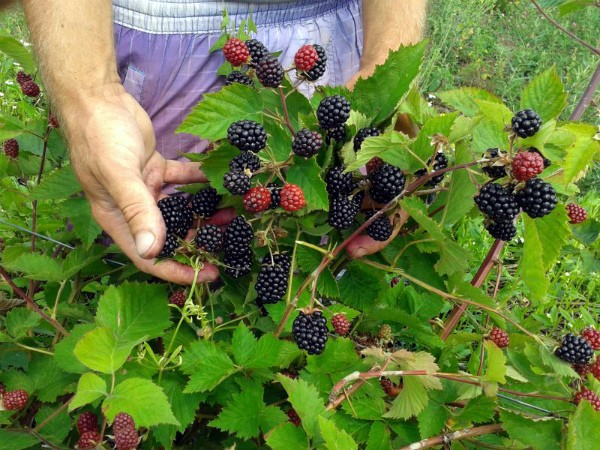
[255, 264, 288, 304]
[292, 128, 323, 158]
[353, 127, 380, 152]
[245, 39, 269, 61]
[511, 109, 542, 138]
[229, 152, 260, 173]
[225, 71, 254, 87]
[414, 152, 448, 187]
[224, 216, 253, 250]
[555, 333, 594, 364]
[261, 253, 291, 272]
[485, 220, 517, 241]
[195, 225, 224, 253]
[292, 311, 328, 355]
[365, 211, 393, 241]
[474, 183, 520, 221]
[369, 163, 406, 204]
[256, 54, 284, 88]
[325, 165, 356, 197]
[481, 148, 508, 179]
[224, 247, 253, 278]
[325, 124, 347, 145]
[227, 120, 267, 153]
[158, 196, 192, 237]
[267, 183, 281, 209]
[304, 44, 327, 81]
[516, 178, 558, 219]
[223, 170, 251, 195]
[317, 95, 351, 129]
[191, 186, 221, 218]
[159, 234, 179, 258]
[328, 196, 359, 230]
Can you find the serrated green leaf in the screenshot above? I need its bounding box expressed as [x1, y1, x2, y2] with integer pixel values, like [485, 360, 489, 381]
[408, 113, 458, 172]
[502, 410, 562, 450]
[74, 327, 131, 374]
[484, 341, 507, 383]
[475, 99, 513, 126]
[278, 375, 327, 437]
[246, 333, 283, 369]
[69, 372, 107, 411]
[439, 143, 477, 226]
[286, 157, 328, 212]
[265, 422, 310, 450]
[384, 376, 428, 419]
[560, 123, 600, 185]
[30, 166, 80, 200]
[197, 143, 240, 195]
[520, 67, 567, 121]
[35, 405, 71, 445]
[3, 253, 63, 281]
[232, 323, 257, 366]
[62, 245, 105, 278]
[346, 132, 411, 172]
[318, 416, 358, 450]
[0, 33, 36, 73]
[29, 356, 77, 402]
[62, 198, 103, 248]
[521, 216, 551, 302]
[454, 395, 497, 428]
[177, 84, 263, 139]
[5, 308, 41, 339]
[366, 422, 392, 450]
[437, 87, 503, 117]
[418, 401, 448, 439]
[341, 392, 386, 421]
[263, 119, 293, 162]
[306, 338, 361, 375]
[182, 340, 236, 392]
[572, 219, 600, 245]
[54, 324, 96, 374]
[337, 262, 381, 311]
[0, 429, 39, 450]
[567, 400, 600, 450]
[472, 119, 509, 154]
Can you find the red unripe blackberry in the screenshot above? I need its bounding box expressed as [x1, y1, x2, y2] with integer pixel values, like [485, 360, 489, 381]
[227, 120, 267, 153]
[287, 409, 302, 427]
[77, 430, 102, 449]
[366, 157, 384, 174]
[511, 109, 542, 138]
[113, 412, 135, 433]
[369, 163, 406, 204]
[511, 151, 545, 181]
[224, 216, 253, 250]
[195, 224, 224, 252]
[574, 363, 592, 377]
[489, 327, 510, 348]
[380, 378, 401, 397]
[223, 247, 253, 278]
[225, 70, 254, 87]
[256, 54, 284, 88]
[354, 127, 380, 152]
[303, 44, 327, 81]
[245, 39, 269, 61]
[328, 196, 359, 230]
[48, 115, 60, 129]
[115, 426, 139, 450]
[475, 183, 520, 221]
[21, 80, 40, 97]
[485, 220, 517, 242]
[516, 178, 558, 219]
[169, 290, 186, 307]
[590, 359, 600, 380]
[292, 310, 328, 355]
[223, 38, 250, 66]
[365, 211, 393, 242]
[292, 128, 322, 158]
[191, 186, 221, 218]
[2, 389, 28, 410]
[224, 170, 251, 195]
[16, 71, 32, 85]
[481, 148, 508, 179]
[566, 203, 587, 224]
[294, 45, 319, 71]
[331, 314, 351, 336]
[317, 95, 351, 129]
[378, 324, 393, 342]
[229, 152, 260, 173]
[574, 387, 600, 411]
[582, 328, 600, 350]
[243, 186, 271, 213]
[77, 411, 99, 434]
[3, 139, 19, 158]
[555, 333, 594, 364]
[280, 184, 306, 212]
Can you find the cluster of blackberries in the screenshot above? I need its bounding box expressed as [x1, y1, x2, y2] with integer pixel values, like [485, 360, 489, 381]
[325, 165, 359, 230]
[255, 253, 291, 313]
[223, 216, 254, 278]
[16, 70, 40, 98]
[292, 310, 328, 355]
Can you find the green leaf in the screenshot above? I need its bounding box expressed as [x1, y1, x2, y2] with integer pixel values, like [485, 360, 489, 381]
[265, 422, 310, 450]
[69, 372, 107, 411]
[0, 33, 36, 73]
[521, 216, 551, 302]
[5, 308, 41, 339]
[3, 253, 63, 282]
[472, 119, 509, 154]
[74, 327, 132, 374]
[384, 376, 428, 419]
[346, 132, 411, 172]
[306, 338, 361, 375]
[29, 356, 77, 402]
[351, 41, 427, 124]
[54, 323, 96, 374]
[318, 416, 358, 450]
[408, 113, 458, 172]
[286, 157, 328, 212]
[439, 143, 477, 226]
[232, 323, 257, 366]
[520, 67, 567, 121]
[337, 262, 382, 311]
[210, 382, 286, 439]
[30, 166, 80, 200]
[35, 405, 71, 445]
[62, 198, 103, 248]
[502, 410, 562, 450]
[366, 422, 392, 450]
[560, 123, 600, 186]
[475, 99, 513, 126]
[182, 340, 236, 392]
[484, 340, 507, 383]
[418, 401, 448, 439]
[528, 205, 571, 271]
[62, 245, 105, 278]
[437, 87, 503, 117]
[104, 378, 179, 427]
[454, 395, 497, 428]
[567, 400, 600, 450]
[277, 374, 327, 437]
[197, 143, 240, 195]
[177, 84, 263, 139]
[0, 429, 39, 450]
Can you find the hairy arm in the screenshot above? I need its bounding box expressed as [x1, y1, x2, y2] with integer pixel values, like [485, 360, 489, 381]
[20, 0, 216, 284]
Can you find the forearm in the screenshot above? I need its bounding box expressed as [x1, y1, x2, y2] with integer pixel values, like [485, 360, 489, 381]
[360, 0, 427, 74]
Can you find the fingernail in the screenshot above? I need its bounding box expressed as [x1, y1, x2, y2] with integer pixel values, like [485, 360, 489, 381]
[352, 247, 368, 258]
[135, 231, 156, 257]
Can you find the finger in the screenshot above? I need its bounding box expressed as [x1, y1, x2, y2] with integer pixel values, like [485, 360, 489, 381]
[346, 225, 401, 258]
[164, 160, 208, 184]
[206, 207, 237, 226]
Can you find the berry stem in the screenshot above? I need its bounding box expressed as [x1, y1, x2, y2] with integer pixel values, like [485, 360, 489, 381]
[278, 86, 296, 136]
[398, 423, 503, 450]
[33, 396, 73, 432]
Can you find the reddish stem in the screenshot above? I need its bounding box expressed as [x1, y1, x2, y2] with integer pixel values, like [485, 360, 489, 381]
[399, 423, 504, 450]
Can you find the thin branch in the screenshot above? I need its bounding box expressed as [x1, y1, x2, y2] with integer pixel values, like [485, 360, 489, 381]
[570, 62, 600, 121]
[399, 423, 503, 450]
[278, 86, 296, 136]
[34, 397, 73, 432]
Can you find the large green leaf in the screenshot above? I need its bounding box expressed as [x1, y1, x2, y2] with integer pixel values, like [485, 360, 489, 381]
[2, 253, 63, 281]
[318, 416, 358, 450]
[439, 143, 476, 226]
[73, 327, 132, 374]
[484, 340, 507, 383]
[182, 340, 236, 392]
[69, 372, 107, 411]
[31, 166, 80, 200]
[197, 143, 241, 195]
[62, 198, 103, 248]
[265, 422, 310, 450]
[437, 87, 503, 117]
[0, 33, 36, 73]
[520, 67, 567, 121]
[278, 375, 327, 437]
[384, 376, 428, 419]
[567, 401, 600, 450]
[54, 323, 96, 374]
[502, 410, 562, 450]
[346, 132, 411, 172]
[5, 308, 41, 339]
[560, 123, 599, 186]
[0, 429, 39, 450]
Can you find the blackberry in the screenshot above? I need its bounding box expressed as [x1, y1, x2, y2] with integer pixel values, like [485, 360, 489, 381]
[169, 290, 186, 307]
[304, 44, 327, 81]
[574, 388, 600, 411]
[591, 359, 600, 380]
[511, 150, 545, 181]
[474, 183, 520, 221]
[224, 247, 253, 278]
[195, 225, 224, 252]
[267, 183, 281, 209]
[77, 431, 102, 449]
[555, 333, 594, 365]
[414, 152, 449, 187]
[21, 80, 40, 97]
[353, 127, 380, 152]
[582, 328, 600, 350]
[158, 196, 192, 237]
[115, 427, 139, 450]
[77, 412, 99, 434]
[191, 187, 221, 218]
[256, 54, 284, 88]
[222, 38, 250, 66]
[365, 211, 393, 241]
[325, 165, 356, 196]
[325, 124, 347, 145]
[224, 216, 253, 250]
[225, 71, 254, 87]
[113, 413, 135, 433]
[292, 128, 323, 158]
[574, 363, 592, 377]
[489, 327, 510, 348]
[261, 253, 291, 272]
[16, 71, 32, 85]
[292, 311, 328, 355]
[328, 196, 359, 230]
[2, 389, 28, 410]
[485, 220, 517, 241]
[380, 378, 401, 397]
[245, 39, 269, 61]
[317, 95, 351, 129]
[366, 157, 384, 174]
[3, 138, 19, 158]
[280, 184, 306, 212]
[223, 170, 251, 195]
[287, 409, 302, 427]
[255, 264, 288, 304]
[159, 234, 179, 258]
[331, 314, 351, 336]
[511, 109, 542, 138]
[229, 152, 260, 173]
[294, 45, 319, 71]
[482, 148, 508, 179]
[243, 186, 271, 213]
[516, 178, 558, 218]
[369, 163, 406, 204]
[227, 120, 267, 153]
[566, 203, 587, 224]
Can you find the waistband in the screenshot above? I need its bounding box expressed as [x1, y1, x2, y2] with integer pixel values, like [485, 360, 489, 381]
[113, 0, 356, 34]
